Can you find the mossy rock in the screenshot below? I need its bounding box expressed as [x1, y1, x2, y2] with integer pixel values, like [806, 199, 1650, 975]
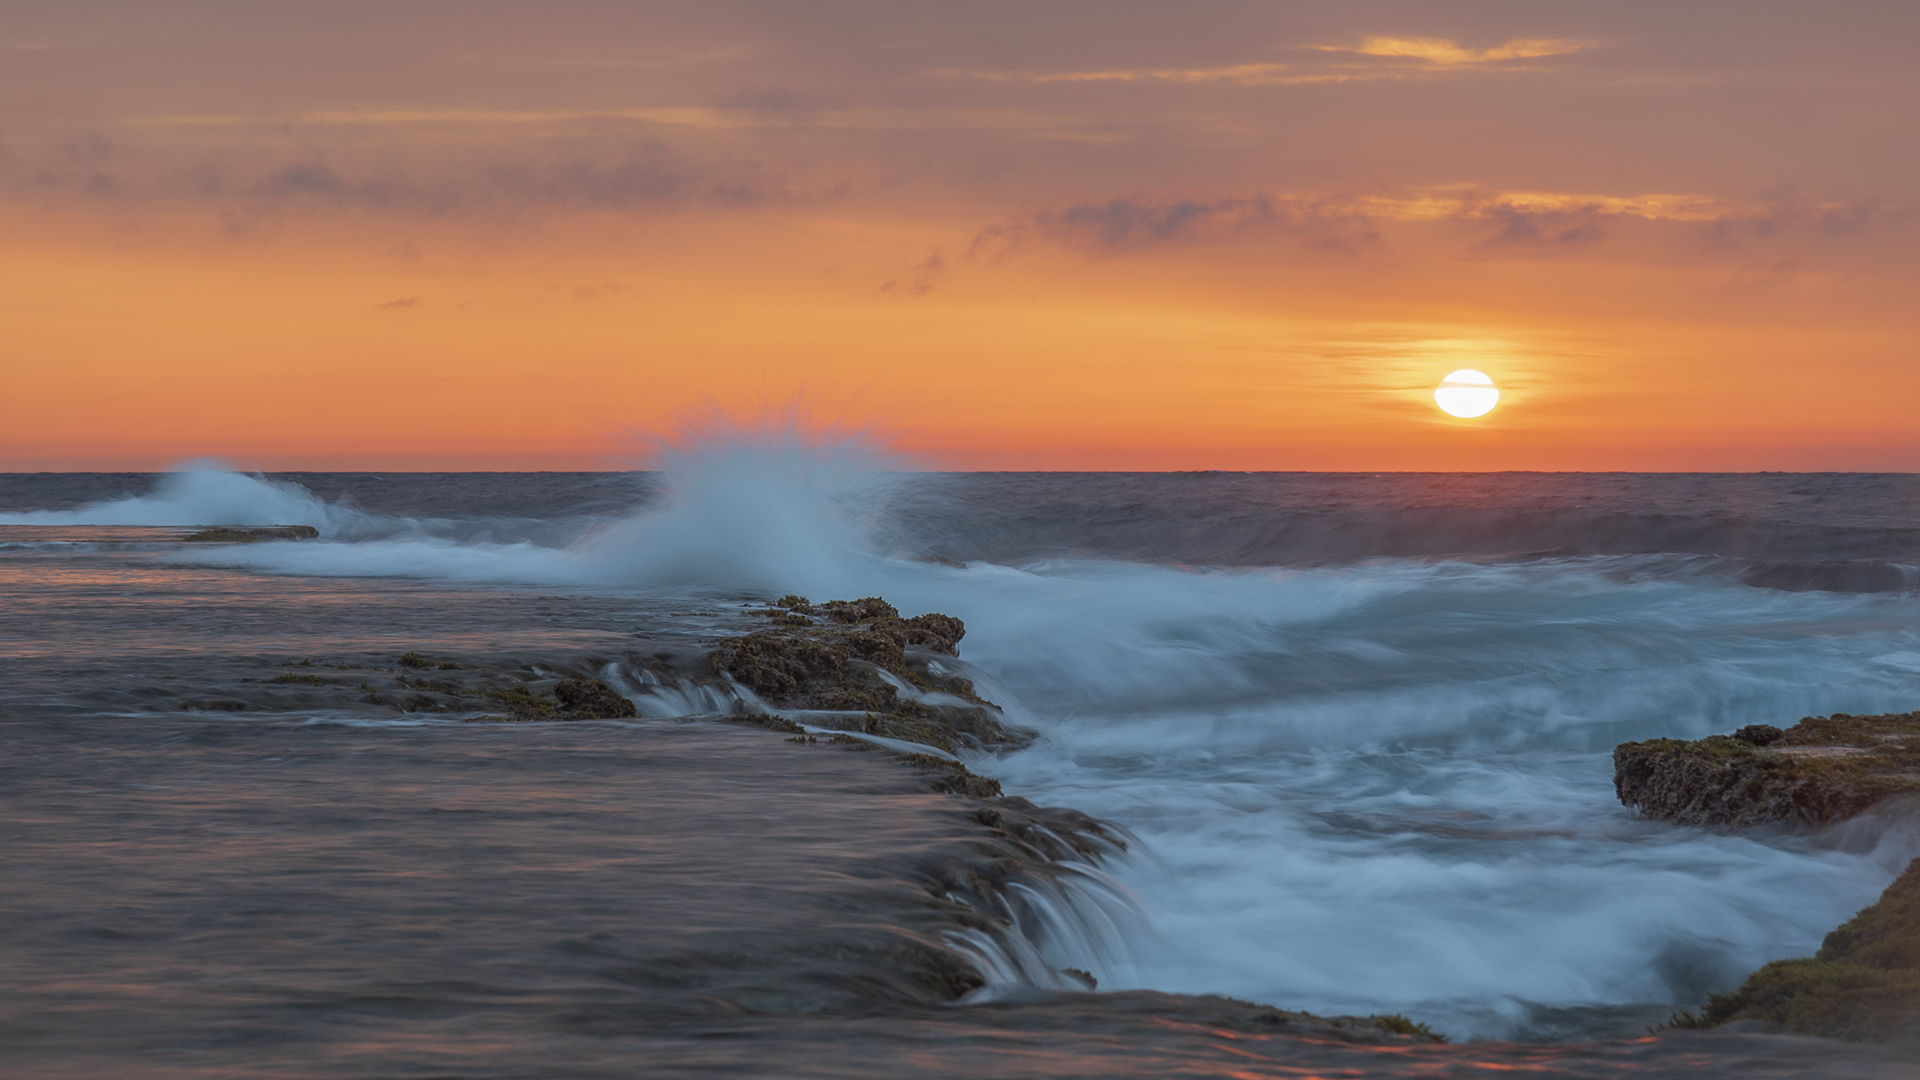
[554, 679, 638, 720]
[707, 596, 1029, 752]
[482, 686, 559, 721]
[179, 525, 319, 542]
[1691, 857, 1920, 1041]
[1614, 711, 1920, 827]
[767, 595, 966, 655]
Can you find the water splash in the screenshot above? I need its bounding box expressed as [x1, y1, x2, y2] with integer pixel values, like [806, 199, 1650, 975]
[575, 419, 905, 595]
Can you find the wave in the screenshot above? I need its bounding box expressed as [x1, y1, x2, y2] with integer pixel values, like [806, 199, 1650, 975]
[0, 463, 623, 550]
[12, 461, 1920, 594]
[0, 463, 355, 532]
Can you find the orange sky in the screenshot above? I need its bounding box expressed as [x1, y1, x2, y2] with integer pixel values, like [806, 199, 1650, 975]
[2, 2, 1916, 470]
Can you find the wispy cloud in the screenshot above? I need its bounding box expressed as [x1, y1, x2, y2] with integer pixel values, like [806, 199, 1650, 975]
[129, 105, 1109, 139]
[957, 63, 1316, 87]
[969, 186, 1895, 261]
[940, 36, 1599, 87]
[1321, 37, 1598, 66]
[0, 132, 816, 221]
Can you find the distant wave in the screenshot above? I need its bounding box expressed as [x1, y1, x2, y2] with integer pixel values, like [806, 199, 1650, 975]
[4, 449, 1919, 594]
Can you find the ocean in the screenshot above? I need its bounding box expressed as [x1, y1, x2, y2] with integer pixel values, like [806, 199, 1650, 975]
[3, 453, 1917, 1077]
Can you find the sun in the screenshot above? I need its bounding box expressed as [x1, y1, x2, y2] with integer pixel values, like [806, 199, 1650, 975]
[1434, 369, 1500, 418]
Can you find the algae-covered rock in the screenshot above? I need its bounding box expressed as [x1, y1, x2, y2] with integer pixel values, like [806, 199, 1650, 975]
[482, 686, 559, 721]
[1686, 857, 1920, 1041]
[1621, 711, 1920, 1041]
[707, 596, 1030, 753]
[554, 678, 639, 719]
[1614, 711, 1920, 828]
[179, 525, 320, 542]
[476, 679, 638, 721]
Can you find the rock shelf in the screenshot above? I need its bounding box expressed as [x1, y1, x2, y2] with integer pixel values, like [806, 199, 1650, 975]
[1617, 712, 1920, 1041]
[1614, 712, 1920, 828]
[179, 525, 321, 542]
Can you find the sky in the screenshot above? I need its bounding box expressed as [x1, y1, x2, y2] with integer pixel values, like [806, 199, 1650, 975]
[2, 1, 1916, 471]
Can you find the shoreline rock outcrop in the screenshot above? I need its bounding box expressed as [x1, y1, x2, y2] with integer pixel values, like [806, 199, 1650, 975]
[1681, 858, 1920, 1042]
[706, 595, 1034, 755]
[1618, 711, 1920, 1041]
[1614, 712, 1920, 828]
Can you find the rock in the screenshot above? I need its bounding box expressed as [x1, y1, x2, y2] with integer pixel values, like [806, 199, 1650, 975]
[1621, 711, 1920, 1041]
[554, 679, 638, 719]
[770, 595, 966, 655]
[481, 686, 558, 721]
[179, 525, 320, 542]
[1683, 857, 1920, 1041]
[708, 597, 1029, 753]
[1733, 724, 1784, 746]
[1614, 711, 1920, 828]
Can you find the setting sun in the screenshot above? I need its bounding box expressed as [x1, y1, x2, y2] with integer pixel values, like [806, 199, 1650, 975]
[1434, 370, 1501, 419]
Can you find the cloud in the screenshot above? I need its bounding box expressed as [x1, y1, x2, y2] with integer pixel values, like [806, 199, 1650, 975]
[969, 186, 1898, 264]
[960, 63, 1314, 87]
[939, 36, 1600, 87]
[1323, 37, 1599, 66]
[0, 128, 812, 222]
[1044, 195, 1285, 247]
[968, 193, 1380, 259]
[880, 251, 946, 295]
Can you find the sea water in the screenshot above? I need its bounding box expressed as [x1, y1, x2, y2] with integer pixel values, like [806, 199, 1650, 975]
[2, 455, 1917, 1076]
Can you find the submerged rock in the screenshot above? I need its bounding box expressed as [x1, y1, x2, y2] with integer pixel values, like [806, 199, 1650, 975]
[1614, 711, 1920, 828]
[179, 525, 320, 542]
[1681, 857, 1920, 1041]
[554, 678, 639, 720]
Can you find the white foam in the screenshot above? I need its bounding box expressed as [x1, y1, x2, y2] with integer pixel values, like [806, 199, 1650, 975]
[0, 463, 352, 532]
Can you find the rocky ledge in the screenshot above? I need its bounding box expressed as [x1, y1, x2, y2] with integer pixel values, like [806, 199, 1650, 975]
[1617, 712, 1920, 1042]
[1614, 711, 1920, 828]
[179, 525, 321, 542]
[706, 594, 1033, 755]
